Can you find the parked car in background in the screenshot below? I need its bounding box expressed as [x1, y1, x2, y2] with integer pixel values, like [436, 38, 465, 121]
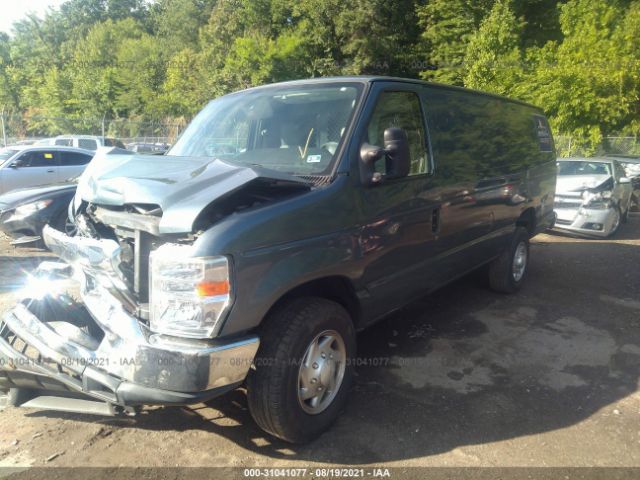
[0, 77, 557, 443]
[0, 146, 93, 195]
[554, 157, 632, 237]
[0, 179, 76, 245]
[607, 154, 640, 211]
[52, 135, 126, 151]
[126, 142, 170, 154]
[10, 140, 37, 146]
[33, 138, 56, 146]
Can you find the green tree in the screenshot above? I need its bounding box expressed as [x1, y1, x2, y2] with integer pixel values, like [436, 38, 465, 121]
[151, 0, 218, 52]
[417, 0, 494, 84]
[0, 33, 20, 109]
[464, 0, 524, 95]
[522, 0, 640, 151]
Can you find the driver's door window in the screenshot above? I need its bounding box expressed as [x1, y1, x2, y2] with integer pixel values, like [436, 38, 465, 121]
[367, 91, 429, 176]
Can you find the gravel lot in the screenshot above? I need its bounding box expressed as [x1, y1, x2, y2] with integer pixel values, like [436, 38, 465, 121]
[0, 218, 639, 470]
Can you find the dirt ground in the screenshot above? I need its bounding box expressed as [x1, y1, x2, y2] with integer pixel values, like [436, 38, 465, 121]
[0, 218, 639, 470]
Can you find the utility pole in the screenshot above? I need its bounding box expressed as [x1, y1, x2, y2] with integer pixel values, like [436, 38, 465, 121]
[0, 107, 6, 147]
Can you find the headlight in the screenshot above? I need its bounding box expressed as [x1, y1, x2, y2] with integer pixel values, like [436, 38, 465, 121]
[149, 243, 231, 338]
[582, 191, 612, 209]
[11, 199, 53, 219]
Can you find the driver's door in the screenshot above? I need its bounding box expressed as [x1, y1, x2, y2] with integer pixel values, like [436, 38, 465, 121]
[2, 149, 59, 193]
[356, 84, 441, 323]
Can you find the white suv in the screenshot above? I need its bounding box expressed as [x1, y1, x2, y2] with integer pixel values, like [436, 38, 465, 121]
[51, 135, 126, 151]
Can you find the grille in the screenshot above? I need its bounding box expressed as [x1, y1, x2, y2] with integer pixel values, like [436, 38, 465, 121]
[554, 200, 582, 209]
[0, 321, 82, 386]
[555, 219, 572, 226]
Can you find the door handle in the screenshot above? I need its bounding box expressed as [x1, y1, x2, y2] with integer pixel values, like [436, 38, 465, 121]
[47, 170, 55, 173]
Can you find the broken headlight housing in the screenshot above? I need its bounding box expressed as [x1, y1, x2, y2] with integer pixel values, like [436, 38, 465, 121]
[11, 199, 53, 220]
[582, 190, 613, 209]
[149, 243, 232, 338]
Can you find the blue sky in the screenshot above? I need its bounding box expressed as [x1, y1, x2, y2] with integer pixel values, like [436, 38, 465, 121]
[0, 0, 67, 35]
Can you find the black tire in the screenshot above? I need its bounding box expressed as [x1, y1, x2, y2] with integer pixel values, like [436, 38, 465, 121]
[7, 388, 33, 406]
[621, 203, 630, 224]
[631, 192, 639, 213]
[52, 208, 76, 237]
[488, 226, 530, 294]
[246, 297, 356, 444]
[606, 205, 622, 237]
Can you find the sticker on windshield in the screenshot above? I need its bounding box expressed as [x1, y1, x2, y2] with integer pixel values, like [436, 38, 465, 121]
[44, 153, 53, 158]
[306, 154, 322, 163]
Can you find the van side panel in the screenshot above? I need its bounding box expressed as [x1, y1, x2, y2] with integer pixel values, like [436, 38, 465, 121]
[423, 87, 556, 243]
[211, 82, 557, 337]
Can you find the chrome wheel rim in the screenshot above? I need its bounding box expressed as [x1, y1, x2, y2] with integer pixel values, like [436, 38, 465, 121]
[512, 241, 527, 282]
[64, 217, 77, 237]
[297, 329, 346, 415]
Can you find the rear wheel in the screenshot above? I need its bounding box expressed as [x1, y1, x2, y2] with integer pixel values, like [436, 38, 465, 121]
[246, 297, 356, 443]
[488, 226, 530, 294]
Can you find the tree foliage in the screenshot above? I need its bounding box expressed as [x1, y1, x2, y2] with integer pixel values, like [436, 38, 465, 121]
[0, 0, 638, 146]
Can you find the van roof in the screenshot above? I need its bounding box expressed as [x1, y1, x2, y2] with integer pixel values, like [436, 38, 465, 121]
[239, 76, 542, 111]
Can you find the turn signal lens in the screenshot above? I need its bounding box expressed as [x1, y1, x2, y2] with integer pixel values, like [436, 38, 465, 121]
[196, 280, 230, 297]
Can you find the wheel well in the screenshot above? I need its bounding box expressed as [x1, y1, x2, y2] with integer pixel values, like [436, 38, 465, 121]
[516, 207, 536, 236]
[266, 276, 361, 328]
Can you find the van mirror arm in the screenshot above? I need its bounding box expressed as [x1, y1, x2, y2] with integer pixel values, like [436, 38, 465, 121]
[359, 143, 385, 186]
[359, 128, 411, 186]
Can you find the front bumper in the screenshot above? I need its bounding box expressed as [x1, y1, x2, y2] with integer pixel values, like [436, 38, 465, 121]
[0, 207, 47, 244]
[0, 227, 259, 412]
[553, 205, 618, 237]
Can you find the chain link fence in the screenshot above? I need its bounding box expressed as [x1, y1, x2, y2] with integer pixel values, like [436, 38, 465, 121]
[2, 112, 639, 159]
[0, 112, 188, 148]
[555, 136, 640, 158]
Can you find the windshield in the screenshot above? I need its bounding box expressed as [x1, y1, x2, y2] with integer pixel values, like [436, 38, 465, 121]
[168, 83, 363, 176]
[0, 148, 19, 165]
[620, 161, 640, 177]
[557, 161, 612, 176]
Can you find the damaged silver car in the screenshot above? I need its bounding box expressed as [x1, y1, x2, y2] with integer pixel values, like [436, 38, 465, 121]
[554, 157, 632, 237]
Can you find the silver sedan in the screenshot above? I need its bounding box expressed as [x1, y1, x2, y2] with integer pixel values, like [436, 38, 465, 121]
[554, 157, 632, 237]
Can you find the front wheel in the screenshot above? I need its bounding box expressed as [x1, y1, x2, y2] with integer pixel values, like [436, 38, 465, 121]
[488, 226, 530, 294]
[52, 208, 77, 237]
[246, 297, 356, 443]
[621, 202, 630, 224]
[606, 206, 622, 237]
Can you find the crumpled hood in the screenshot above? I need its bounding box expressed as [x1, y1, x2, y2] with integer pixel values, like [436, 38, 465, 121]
[75, 148, 311, 234]
[556, 174, 612, 195]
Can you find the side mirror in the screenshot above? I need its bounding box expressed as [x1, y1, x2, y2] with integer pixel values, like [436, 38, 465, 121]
[8, 162, 19, 169]
[359, 127, 410, 186]
[619, 177, 631, 184]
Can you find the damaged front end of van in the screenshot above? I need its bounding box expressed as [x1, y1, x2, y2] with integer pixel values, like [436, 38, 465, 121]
[0, 148, 312, 414]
